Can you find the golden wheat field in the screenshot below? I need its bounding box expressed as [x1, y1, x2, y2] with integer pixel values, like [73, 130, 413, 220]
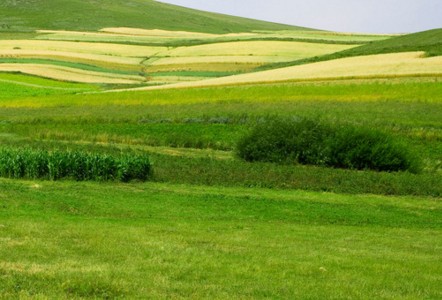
[0, 64, 146, 84]
[136, 52, 442, 90]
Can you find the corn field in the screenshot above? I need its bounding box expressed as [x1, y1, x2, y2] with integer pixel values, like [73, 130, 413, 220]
[0, 148, 151, 182]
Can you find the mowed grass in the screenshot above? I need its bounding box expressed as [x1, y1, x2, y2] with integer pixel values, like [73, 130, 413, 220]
[0, 179, 441, 298]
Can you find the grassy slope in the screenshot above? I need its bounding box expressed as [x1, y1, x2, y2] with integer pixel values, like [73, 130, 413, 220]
[260, 29, 442, 71]
[0, 179, 441, 298]
[136, 52, 442, 89]
[0, 0, 305, 33]
[340, 28, 442, 57]
[0, 73, 98, 99]
[1, 80, 441, 196]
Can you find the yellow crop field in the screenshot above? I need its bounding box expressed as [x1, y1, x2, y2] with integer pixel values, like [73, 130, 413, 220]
[99, 27, 217, 38]
[144, 41, 357, 73]
[146, 63, 261, 73]
[150, 55, 307, 66]
[163, 41, 356, 58]
[100, 27, 262, 39]
[36, 28, 388, 44]
[0, 40, 166, 57]
[35, 29, 258, 46]
[0, 50, 142, 66]
[255, 30, 392, 43]
[139, 52, 442, 90]
[0, 64, 146, 84]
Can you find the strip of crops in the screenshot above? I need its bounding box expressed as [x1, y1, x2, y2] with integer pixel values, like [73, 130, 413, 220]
[0, 148, 151, 182]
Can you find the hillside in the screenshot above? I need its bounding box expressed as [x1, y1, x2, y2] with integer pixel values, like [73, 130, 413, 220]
[0, 0, 307, 33]
[338, 28, 442, 57]
[256, 28, 442, 71]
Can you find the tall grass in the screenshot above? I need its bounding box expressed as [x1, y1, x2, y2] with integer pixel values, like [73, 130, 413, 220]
[0, 148, 151, 182]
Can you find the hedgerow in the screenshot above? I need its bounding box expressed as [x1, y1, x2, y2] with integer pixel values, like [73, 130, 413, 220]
[0, 148, 151, 181]
[236, 117, 420, 173]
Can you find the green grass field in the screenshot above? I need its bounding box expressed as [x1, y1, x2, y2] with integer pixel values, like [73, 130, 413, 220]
[0, 0, 305, 33]
[0, 0, 441, 298]
[1, 179, 441, 298]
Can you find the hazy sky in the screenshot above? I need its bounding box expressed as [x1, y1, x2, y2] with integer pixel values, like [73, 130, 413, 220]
[158, 0, 442, 33]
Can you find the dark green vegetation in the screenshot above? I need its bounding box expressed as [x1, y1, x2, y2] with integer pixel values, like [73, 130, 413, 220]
[237, 118, 420, 173]
[341, 28, 442, 57]
[0, 148, 151, 182]
[0, 0, 304, 33]
[1, 179, 441, 298]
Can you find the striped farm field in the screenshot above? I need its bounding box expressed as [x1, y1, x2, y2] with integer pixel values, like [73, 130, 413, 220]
[99, 27, 219, 38]
[139, 52, 442, 90]
[0, 73, 97, 99]
[0, 49, 142, 66]
[144, 41, 357, 73]
[0, 64, 146, 84]
[0, 40, 166, 57]
[161, 41, 357, 58]
[255, 30, 393, 43]
[34, 28, 388, 46]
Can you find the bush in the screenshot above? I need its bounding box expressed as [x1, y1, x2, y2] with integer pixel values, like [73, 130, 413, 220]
[236, 117, 332, 165]
[328, 126, 421, 173]
[0, 148, 152, 181]
[236, 117, 420, 173]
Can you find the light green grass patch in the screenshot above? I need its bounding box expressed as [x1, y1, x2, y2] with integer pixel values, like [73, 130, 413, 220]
[0, 73, 98, 99]
[0, 179, 440, 298]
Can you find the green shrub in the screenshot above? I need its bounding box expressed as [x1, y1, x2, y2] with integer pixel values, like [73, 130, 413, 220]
[0, 148, 152, 181]
[328, 126, 421, 173]
[236, 117, 332, 165]
[236, 117, 420, 173]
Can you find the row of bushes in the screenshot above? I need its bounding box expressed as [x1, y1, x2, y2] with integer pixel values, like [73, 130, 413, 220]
[0, 148, 151, 181]
[236, 118, 421, 173]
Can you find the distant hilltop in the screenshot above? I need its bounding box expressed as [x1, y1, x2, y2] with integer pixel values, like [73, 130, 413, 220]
[0, 0, 309, 33]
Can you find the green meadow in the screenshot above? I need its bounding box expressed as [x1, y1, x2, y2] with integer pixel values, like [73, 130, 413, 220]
[1, 180, 441, 299]
[0, 0, 441, 298]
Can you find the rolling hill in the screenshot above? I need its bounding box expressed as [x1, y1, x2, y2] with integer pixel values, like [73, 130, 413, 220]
[0, 0, 307, 33]
[0, 1, 441, 299]
[336, 28, 442, 57]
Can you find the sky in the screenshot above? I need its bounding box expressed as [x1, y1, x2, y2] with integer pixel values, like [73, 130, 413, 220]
[158, 0, 442, 34]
